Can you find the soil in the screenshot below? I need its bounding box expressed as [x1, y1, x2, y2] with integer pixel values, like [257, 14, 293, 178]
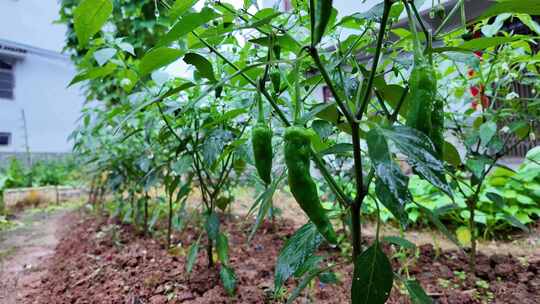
[13, 210, 540, 304]
[0, 209, 71, 303]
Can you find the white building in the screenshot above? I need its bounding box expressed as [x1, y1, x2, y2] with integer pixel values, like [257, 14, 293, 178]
[0, 0, 84, 165]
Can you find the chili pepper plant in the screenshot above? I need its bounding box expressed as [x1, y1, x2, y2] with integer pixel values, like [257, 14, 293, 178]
[63, 0, 539, 302]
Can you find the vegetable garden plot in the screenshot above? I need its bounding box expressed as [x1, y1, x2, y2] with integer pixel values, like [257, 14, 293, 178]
[49, 0, 540, 303]
[20, 211, 540, 304]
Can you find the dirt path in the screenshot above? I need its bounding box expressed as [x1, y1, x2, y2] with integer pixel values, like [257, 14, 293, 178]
[0, 209, 72, 304]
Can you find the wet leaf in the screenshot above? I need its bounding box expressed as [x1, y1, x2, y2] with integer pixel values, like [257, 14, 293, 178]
[158, 7, 220, 47]
[274, 223, 323, 294]
[479, 121, 497, 146]
[367, 127, 412, 226]
[216, 233, 229, 265]
[184, 53, 216, 82]
[220, 266, 237, 296]
[205, 211, 220, 241]
[405, 279, 433, 304]
[352, 243, 393, 304]
[382, 236, 416, 250]
[381, 126, 452, 197]
[73, 0, 113, 46]
[140, 48, 184, 76]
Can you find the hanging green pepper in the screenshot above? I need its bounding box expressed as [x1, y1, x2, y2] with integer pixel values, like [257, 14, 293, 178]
[405, 1, 437, 147]
[430, 98, 444, 158]
[252, 94, 273, 185]
[284, 126, 338, 244]
[405, 55, 436, 137]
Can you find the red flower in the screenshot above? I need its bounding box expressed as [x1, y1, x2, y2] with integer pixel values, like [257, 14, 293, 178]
[481, 95, 490, 108]
[474, 51, 483, 59]
[472, 100, 478, 110]
[467, 69, 475, 77]
[470, 86, 480, 97]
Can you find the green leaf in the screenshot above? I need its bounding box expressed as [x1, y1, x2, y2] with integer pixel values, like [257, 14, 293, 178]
[169, 0, 198, 19]
[502, 214, 530, 232]
[319, 143, 353, 156]
[73, 0, 113, 46]
[183, 53, 216, 82]
[460, 37, 519, 51]
[216, 233, 230, 266]
[116, 41, 135, 55]
[310, 0, 334, 45]
[139, 47, 184, 76]
[382, 236, 416, 250]
[405, 279, 433, 304]
[456, 226, 471, 247]
[373, 77, 408, 117]
[219, 266, 237, 296]
[68, 62, 116, 86]
[479, 121, 497, 146]
[186, 239, 200, 273]
[318, 271, 338, 284]
[509, 121, 530, 139]
[352, 243, 393, 304]
[481, 13, 511, 37]
[443, 141, 462, 167]
[517, 14, 540, 35]
[479, 0, 540, 20]
[353, 2, 384, 21]
[158, 7, 220, 47]
[367, 127, 412, 225]
[274, 223, 323, 294]
[466, 157, 490, 179]
[205, 211, 220, 241]
[375, 179, 409, 227]
[381, 126, 452, 197]
[93, 48, 117, 66]
[486, 192, 505, 209]
[247, 173, 284, 243]
[286, 266, 329, 304]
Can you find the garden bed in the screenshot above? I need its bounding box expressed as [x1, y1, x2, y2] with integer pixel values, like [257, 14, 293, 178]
[20, 211, 540, 304]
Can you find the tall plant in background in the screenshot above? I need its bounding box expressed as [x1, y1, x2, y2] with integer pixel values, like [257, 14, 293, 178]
[440, 17, 540, 273]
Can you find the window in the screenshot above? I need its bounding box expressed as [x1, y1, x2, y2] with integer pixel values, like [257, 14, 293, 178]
[283, 0, 292, 11]
[0, 58, 15, 100]
[0, 132, 11, 146]
[323, 86, 332, 102]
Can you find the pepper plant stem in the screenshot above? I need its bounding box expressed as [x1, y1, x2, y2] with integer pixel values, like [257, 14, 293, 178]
[357, 0, 392, 120]
[309, 47, 356, 124]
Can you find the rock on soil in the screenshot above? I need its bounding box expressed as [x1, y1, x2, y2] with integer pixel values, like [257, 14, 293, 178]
[16, 212, 540, 304]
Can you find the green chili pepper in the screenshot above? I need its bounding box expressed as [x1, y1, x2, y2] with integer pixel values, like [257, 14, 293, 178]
[404, 1, 437, 144]
[284, 126, 337, 244]
[252, 93, 273, 185]
[406, 56, 436, 137]
[252, 123, 273, 185]
[430, 98, 444, 158]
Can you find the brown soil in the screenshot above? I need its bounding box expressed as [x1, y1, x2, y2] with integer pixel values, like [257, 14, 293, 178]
[0, 210, 72, 303]
[17, 211, 540, 304]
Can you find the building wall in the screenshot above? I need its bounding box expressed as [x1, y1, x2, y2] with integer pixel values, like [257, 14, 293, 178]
[0, 0, 66, 53]
[0, 0, 84, 155]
